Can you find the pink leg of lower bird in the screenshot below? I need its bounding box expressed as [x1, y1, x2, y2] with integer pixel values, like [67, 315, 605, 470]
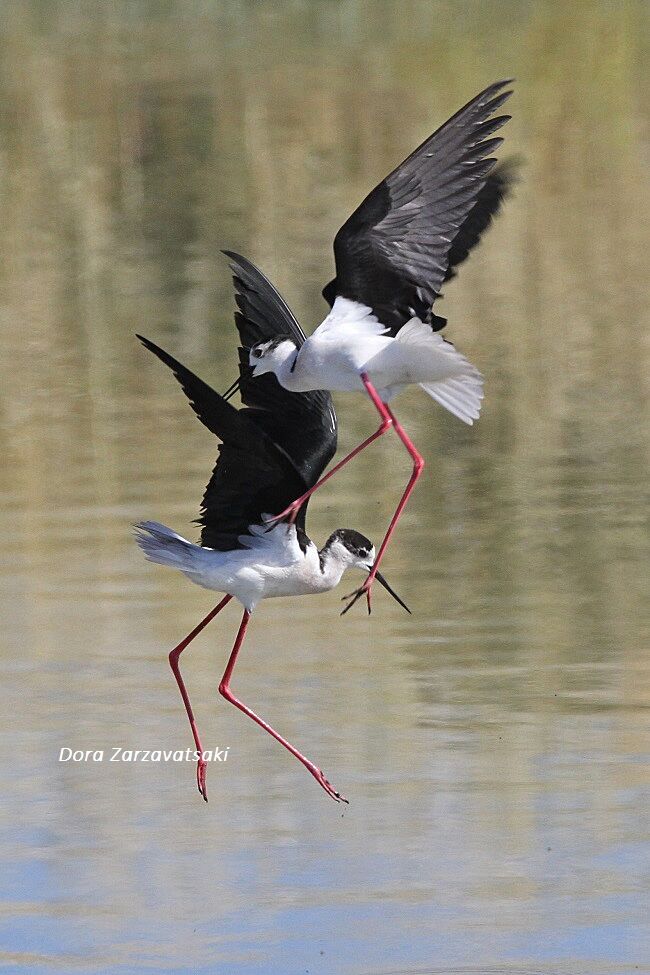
[219, 610, 347, 803]
[341, 376, 424, 616]
[168, 594, 233, 801]
[264, 414, 393, 526]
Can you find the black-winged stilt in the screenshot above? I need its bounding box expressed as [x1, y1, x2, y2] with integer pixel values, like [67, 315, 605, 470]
[222, 80, 515, 614]
[134, 336, 408, 804]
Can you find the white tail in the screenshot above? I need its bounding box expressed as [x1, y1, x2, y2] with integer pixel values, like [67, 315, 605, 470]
[134, 521, 200, 572]
[394, 318, 484, 425]
[419, 376, 483, 425]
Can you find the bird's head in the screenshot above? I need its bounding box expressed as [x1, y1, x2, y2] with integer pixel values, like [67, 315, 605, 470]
[322, 529, 410, 613]
[324, 528, 375, 571]
[249, 335, 298, 377]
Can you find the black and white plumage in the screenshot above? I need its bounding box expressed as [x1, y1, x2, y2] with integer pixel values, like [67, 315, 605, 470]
[320, 79, 514, 335]
[222, 249, 337, 485]
[134, 334, 408, 804]
[135, 335, 407, 611]
[234, 80, 515, 423]
[224, 80, 514, 614]
[136, 335, 334, 554]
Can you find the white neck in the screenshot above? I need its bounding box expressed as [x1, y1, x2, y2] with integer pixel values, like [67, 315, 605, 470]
[271, 348, 301, 390]
[315, 550, 348, 592]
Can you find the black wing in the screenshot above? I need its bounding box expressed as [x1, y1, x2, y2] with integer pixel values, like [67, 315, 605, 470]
[222, 250, 308, 349]
[443, 157, 519, 283]
[221, 251, 337, 486]
[322, 80, 513, 335]
[137, 336, 336, 551]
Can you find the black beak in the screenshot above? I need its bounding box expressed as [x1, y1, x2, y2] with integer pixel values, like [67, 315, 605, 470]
[222, 376, 241, 402]
[374, 570, 411, 614]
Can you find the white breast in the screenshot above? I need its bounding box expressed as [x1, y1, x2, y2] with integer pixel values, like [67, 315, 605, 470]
[290, 297, 393, 392]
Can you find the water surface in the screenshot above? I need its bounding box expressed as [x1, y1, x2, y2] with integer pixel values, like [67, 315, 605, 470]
[0, 2, 648, 973]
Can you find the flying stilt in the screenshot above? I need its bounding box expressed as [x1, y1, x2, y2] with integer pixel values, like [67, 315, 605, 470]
[134, 335, 408, 804]
[222, 80, 515, 614]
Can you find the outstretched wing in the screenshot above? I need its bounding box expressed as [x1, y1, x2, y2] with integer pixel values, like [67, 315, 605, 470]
[222, 251, 337, 488]
[223, 250, 307, 349]
[137, 336, 333, 550]
[322, 80, 513, 335]
[443, 157, 519, 284]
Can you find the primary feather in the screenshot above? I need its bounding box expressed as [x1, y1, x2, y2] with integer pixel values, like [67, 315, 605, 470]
[136, 335, 336, 550]
[322, 80, 514, 334]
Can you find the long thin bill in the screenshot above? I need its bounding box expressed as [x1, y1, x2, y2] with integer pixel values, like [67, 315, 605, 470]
[222, 377, 241, 402]
[374, 570, 411, 614]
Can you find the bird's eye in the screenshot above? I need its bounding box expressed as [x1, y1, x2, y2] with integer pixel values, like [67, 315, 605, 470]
[251, 349, 260, 358]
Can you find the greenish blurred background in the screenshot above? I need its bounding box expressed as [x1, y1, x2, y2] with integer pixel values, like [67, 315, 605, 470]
[0, 2, 648, 973]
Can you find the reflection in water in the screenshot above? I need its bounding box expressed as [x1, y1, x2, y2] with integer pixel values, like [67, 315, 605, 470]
[0, 2, 648, 973]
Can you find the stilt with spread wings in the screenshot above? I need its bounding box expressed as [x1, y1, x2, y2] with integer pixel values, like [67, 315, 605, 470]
[222, 79, 515, 614]
[135, 334, 408, 804]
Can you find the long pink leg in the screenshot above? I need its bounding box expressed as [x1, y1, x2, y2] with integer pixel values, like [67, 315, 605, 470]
[168, 594, 233, 801]
[341, 377, 424, 616]
[219, 610, 347, 803]
[263, 403, 393, 526]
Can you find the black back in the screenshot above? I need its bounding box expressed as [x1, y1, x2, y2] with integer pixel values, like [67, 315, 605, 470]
[137, 336, 337, 551]
[322, 80, 513, 335]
